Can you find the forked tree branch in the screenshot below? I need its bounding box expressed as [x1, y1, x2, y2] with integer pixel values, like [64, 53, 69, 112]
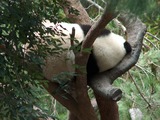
[90, 13, 147, 99]
[88, 14, 146, 120]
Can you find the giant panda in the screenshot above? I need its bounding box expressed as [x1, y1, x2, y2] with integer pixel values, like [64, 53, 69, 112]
[42, 20, 132, 83]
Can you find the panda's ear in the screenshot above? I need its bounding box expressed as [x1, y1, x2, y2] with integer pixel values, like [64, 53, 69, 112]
[124, 41, 132, 53]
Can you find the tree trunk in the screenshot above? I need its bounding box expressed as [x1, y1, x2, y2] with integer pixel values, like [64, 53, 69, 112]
[95, 92, 119, 120]
[68, 112, 80, 120]
[61, 0, 91, 24]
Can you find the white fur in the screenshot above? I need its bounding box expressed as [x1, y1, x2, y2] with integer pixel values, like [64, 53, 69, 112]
[93, 33, 126, 72]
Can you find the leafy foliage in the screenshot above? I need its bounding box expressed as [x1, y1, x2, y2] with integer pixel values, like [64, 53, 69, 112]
[114, 48, 160, 119]
[114, 14, 160, 119]
[0, 0, 69, 119]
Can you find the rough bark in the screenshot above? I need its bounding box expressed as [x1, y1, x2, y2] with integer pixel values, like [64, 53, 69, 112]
[94, 93, 119, 120]
[74, 53, 98, 120]
[68, 112, 80, 120]
[61, 0, 91, 24]
[43, 81, 80, 117]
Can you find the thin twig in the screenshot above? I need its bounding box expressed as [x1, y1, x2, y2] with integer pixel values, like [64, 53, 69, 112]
[146, 32, 160, 41]
[135, 64, 154, 77]
[128, 71, 152, 108]
[86, 0, 104, 11]
[144, 37, 158, 49]
[86, 0, 126, 33]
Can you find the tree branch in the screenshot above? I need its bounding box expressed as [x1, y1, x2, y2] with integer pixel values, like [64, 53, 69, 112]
[146, 32, 160, 41]
[86, 0, 126, 34]
[43, 81, 80, 117]
[74, 2, 119, 120]
[86, 0, 104, 11]
[61, 0, 91, 24]
[128, 71, 151, 108]
[90, 13, 147, 100]
[94, 93, 119, 120]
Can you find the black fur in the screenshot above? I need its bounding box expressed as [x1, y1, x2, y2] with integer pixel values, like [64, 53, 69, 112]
[87, 51, 99, 81]
[124, 41, 132, 53]
[79, 25, 91, 36]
